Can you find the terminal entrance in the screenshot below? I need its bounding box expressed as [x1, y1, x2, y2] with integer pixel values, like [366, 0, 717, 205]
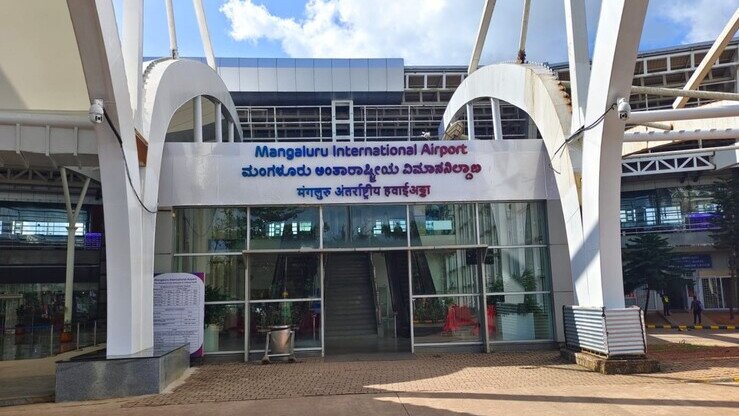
[324, 252, 411, 354]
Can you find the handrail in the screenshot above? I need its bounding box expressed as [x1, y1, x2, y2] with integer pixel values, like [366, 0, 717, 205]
[367, 254, 383, 336]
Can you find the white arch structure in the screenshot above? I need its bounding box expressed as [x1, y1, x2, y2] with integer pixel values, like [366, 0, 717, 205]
[444, 1, 650, 309]
[66, 1, 242, 355]
[441, 63, 590, 304]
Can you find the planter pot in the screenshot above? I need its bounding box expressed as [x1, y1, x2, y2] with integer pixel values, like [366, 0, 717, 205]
[268, 325, 292, 355]
[14, 325, 25, 336]
[60, 330, 73, 343]
[204, 324, 221, 352]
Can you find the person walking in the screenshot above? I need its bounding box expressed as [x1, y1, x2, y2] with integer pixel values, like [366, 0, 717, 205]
[660, 292, 671, 316]
[690, 296, 704, 325]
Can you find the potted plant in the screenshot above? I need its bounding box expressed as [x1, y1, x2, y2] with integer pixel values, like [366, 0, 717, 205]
[204, 286, 228, 352]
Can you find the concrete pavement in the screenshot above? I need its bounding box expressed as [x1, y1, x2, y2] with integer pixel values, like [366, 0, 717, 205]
[0, 382, 736, 416]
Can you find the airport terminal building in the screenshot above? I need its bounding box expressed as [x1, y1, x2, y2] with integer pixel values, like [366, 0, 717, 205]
[1, 1, 737, 371]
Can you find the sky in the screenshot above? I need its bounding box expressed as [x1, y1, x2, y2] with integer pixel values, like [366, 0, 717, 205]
[114, 0, 739, 66]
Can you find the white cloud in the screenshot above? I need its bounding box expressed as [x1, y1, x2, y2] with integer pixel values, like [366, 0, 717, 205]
[662, 0, 739, 43]
[220, 0, 738, 66]
[220, 0, 583, 65]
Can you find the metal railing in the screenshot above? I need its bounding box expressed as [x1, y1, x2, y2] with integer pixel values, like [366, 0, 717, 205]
[563, 306, 646, 357]
[0, 319, 105, 361]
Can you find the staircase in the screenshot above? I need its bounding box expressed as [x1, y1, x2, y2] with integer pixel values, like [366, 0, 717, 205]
[324, 253, 378, 338]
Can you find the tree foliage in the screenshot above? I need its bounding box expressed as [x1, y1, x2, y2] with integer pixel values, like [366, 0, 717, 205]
[710, 169, 739, 319]
[622, 233, 690, 310]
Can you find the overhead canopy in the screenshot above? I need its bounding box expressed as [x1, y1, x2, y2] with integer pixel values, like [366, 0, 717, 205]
[0, 1, 89, 112]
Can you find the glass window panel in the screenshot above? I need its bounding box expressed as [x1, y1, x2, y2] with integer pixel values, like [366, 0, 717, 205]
[485, 248, 551, 293]
[175, 255, 245, 301]
[249, 254, 320, 300]
[249, 207, 319, 250]
[412, 249, 479, 295]
[479, 202, 547, 246]
[410, 204, 476, 246]
[249, 301, 322, 350]
[204, 304, 245, 353]
[323, 205, 407, 248]
[175, 208, 247, 253]
[413, 296, 480, 344]
[486, 293, 553, 341]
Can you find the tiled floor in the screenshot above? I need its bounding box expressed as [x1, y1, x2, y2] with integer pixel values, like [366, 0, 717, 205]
[124, 351, 739, 407]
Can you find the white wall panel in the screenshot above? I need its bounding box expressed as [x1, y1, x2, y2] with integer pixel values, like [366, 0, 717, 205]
[331, 59, 351, 91]
[159, 140, 556, 206]
[368, 59, 388, 91]
[386, 59, 405, 91]
[238, 58, 259, 91]
[314, 60, 333, 91]
[350, 59, 369, 91]
[276, 58, 296, 92]
[295, 60, 315, 91]
[257, 58, 277, 92]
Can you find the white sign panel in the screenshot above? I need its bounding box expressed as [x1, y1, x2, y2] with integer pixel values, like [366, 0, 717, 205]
[153, 273, 205, 356]
[159, 140, 557, 206]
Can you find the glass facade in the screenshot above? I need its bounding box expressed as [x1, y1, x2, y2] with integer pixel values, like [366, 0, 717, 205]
[172, 202, 553, 357]
[620, 186, 718, 233]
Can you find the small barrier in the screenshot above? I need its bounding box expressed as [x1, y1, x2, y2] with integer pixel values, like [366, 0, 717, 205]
[563, 306, 647, 357]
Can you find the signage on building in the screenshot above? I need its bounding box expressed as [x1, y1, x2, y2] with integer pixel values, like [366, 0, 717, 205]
[153, 272, 205, 357]
[159, 140, 555, 206]
[677, 254, 712, 270]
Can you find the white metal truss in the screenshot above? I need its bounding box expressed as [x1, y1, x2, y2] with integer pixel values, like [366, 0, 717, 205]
[621, 152, 714, 177]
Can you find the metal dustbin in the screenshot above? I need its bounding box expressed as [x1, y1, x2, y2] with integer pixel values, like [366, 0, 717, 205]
[261, 325, 296, 364]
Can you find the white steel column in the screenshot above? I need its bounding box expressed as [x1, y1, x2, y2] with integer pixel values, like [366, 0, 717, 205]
[466, 103, 476, 140]
[468, 0, 497, 73]
[580, 0, 648, 308]
[165, 0, 178, 58]
[673, 9, 739, 109]
[193, 96, 203, 142]
[228, 121, 235, 142]
[122, 0, 143, 131]
[193, 0, 216, 69]
[60, 168, 91, 326]
[490, 98, 502, 140]
[215, 102, 223, 142]
[516, 0, 531, 63]
[563, 0, 591, 131]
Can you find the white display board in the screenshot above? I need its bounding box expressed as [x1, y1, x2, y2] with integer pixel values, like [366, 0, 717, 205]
[153, 273, 205, 356]
[158, 140, 557, 207]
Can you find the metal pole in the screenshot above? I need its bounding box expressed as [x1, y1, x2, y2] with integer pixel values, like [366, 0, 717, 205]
[469, 0, 498, 73]
[466, 103, 476, 140]
[193, 0, 216, 69]
[228, 121, 235, 143]
[49, 324, 54, 355]
[623, 128, 739, 142]
[165, 0, 178, 58]
[193, 96, 203, 142]
[516, 0, 531, 63]
[627, 105, 739, 124]
[60, 169, 90, 327]
[490, 98, 502, 140]
[215, 103, 223, 142]
[76, 322, 80, 350]
[93, 320, 97, 346]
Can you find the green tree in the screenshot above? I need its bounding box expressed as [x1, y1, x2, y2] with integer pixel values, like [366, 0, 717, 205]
[622, 234, 690, 312]
[710, 170, 739, 320]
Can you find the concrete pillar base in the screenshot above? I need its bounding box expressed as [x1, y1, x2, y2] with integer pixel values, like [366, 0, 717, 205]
[560, 348, 659, 374]
[55, 344, 189, 402]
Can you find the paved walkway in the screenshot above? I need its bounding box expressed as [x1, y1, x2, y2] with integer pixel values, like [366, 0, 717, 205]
[1, 332, 737, 415]
[0, 364, 737, 415]
[647, 328, 739, 347]
[0, 346, 104, 406]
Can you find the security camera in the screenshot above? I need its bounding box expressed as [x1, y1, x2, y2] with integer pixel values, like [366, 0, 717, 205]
[89, 99, 104, 124]
[617, 98, 631, 121]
